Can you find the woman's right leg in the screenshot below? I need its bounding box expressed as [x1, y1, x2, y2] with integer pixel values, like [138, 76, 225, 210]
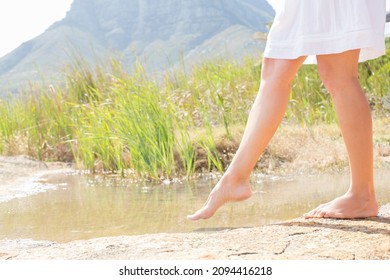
[304, 50, 378, 219]
[188, 56, 306, 221]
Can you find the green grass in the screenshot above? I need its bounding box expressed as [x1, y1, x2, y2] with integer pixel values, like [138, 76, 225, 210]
[0, 46, 389, 179]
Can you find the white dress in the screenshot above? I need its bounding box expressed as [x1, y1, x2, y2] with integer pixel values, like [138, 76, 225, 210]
[264, 0, 386, 63]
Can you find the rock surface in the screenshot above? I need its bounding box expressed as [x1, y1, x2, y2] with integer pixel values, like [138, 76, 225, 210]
[0, 156, 389, 260]
[0, 204, 389, 260]
[0, 156, 72, 202]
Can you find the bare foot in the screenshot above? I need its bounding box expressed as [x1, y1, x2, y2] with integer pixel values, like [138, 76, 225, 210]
[187, 175, 252, 221]
[303, 191, 378, 219]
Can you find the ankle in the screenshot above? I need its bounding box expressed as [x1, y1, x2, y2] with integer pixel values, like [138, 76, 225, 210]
[347, 184, 376, 199]
[222, 170, 250, 185]
[345, 189, 377, 205]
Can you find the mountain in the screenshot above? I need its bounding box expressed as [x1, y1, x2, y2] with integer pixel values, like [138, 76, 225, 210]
[0, 0, 274, 94]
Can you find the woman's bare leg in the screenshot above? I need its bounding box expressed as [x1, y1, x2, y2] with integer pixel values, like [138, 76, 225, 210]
[188, 56, 306, 221]
[304, 49, 378, 219]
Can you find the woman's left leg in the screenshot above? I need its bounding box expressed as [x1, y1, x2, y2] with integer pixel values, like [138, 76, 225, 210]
[187, 57, 306, 221]
[304, 49, 378, 219]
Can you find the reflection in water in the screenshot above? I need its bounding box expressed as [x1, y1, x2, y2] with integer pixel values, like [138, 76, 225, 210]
[0, 170, 389, 243]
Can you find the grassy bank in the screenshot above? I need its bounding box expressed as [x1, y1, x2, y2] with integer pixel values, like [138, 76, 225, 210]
[0, 49, 389, 180]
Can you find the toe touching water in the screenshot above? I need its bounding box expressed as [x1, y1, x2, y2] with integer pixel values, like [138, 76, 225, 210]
[187, 175, 252, 221]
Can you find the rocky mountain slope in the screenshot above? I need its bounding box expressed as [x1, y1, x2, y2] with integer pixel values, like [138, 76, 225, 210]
[0, 0, 274, 94]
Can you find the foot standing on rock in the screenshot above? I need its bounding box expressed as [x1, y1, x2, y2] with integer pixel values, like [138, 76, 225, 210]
[188, 0, 386, 221]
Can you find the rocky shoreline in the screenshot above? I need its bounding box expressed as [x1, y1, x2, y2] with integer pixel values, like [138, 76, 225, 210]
[0, 156, 389, 260]
[0, 203, 389, 260]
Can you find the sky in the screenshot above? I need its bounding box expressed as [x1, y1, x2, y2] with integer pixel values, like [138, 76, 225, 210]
[0, 0, 73, 58]
[0, 0, 389, 58]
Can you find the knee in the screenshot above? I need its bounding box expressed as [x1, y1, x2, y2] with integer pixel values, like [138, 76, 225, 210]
[317, 65, 340, 95]
[261, 57, 304, 90]
[261, 75, 293, 92]
[317, 63, 359, 96]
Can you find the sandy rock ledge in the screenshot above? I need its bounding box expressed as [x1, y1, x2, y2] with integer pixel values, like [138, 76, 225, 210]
[0, 204, 389, 260]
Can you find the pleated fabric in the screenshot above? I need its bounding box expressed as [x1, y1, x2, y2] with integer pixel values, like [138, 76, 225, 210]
[264, 0, 386, 63]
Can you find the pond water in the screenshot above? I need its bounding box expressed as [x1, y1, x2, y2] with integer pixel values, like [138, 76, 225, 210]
[0, 170, 389, 243]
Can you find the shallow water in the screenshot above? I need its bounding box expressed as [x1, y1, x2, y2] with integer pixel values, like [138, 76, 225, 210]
[0, 170, 389, 243]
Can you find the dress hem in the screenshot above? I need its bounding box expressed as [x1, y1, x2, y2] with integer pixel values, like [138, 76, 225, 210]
[263, 28, 385, 64]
